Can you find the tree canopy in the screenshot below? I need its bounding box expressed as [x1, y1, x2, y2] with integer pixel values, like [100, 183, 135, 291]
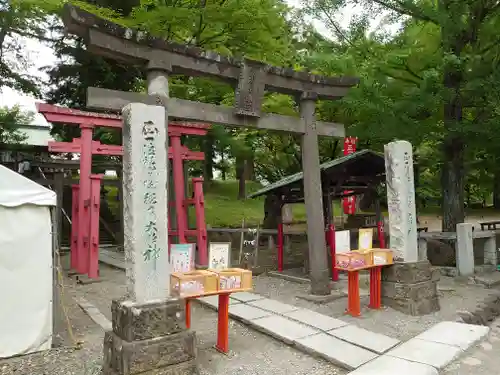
[2, 0, 500, 231]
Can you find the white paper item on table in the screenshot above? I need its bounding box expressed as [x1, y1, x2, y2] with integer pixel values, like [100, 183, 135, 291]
[358, 228, 373, 250]
[171, 244, 195, 273]
[335, 230, 351, 253]
[209, 242, 231, 270]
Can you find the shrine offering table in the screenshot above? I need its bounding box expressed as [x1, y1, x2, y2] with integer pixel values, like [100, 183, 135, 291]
[184, 289, 253, 354]
[335, 265, 385, 317]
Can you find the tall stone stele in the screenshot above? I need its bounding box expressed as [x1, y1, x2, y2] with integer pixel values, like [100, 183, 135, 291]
[103, 103, 198, 375]
[381, 140, 440, 316]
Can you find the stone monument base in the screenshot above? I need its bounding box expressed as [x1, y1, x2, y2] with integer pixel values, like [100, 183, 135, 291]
[381, 261, 440, 316]
[103, 298, 198, 375]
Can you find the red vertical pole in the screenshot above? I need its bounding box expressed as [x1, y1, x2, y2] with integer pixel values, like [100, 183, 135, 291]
[277, 222, 284, 272]
[327, 224, 338, 281]
[193, 178, 207, 267]
[215, 293, 230, 353]
[377, 221, 386, 248]
[343, 137, 358, 215]
[171, 134, 187, 243]
[369, 266, 382, 309]
[70, 185, 80, 271]
[77, 123, 93, 275]
[346, 271, 360, 317]
[88, 174, 102, 279]
[185, 299, 191, 329]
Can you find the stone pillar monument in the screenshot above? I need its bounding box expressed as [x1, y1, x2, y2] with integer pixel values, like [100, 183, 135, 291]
[381, 141, 440, 316]
[103, 103, 198, 374]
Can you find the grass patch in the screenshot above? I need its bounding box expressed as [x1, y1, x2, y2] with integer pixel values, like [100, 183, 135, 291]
[103, 179, 308, 228]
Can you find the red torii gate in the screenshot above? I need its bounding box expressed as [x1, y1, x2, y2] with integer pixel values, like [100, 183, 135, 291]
[37, 103, 209, 279]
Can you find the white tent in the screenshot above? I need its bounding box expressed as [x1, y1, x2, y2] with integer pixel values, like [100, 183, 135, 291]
[0, 165, 56, 358]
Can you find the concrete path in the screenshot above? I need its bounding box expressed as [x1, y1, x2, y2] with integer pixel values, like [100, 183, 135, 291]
[98, 251, 491, 373]
[198, 292, 490, 373]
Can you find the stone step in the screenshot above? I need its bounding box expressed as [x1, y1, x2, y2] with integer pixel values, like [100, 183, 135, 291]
[230, 291, 265, 303]
[413, 321, 489, 350]
[283, 309, 348, 331]
[248, 315, 319, 345]
[328, 325, 400, 354]
[348, 355, 438, 375]
[295, 333, 378, 370]
[228, 304, 273, 323]
[247, 298, 299, 314]
[387, 338, 461, 369]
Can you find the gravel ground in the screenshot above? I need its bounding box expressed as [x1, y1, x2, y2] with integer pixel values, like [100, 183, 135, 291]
[3, 254, 497, 375]
[442, 317, 500, 375]
[252, 271, 498, 341]
[7, 259, 343, 375]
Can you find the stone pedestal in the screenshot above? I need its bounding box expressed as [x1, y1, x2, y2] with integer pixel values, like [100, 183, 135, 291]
[381, 261, 440, 316]
[103, 298, 198, 375]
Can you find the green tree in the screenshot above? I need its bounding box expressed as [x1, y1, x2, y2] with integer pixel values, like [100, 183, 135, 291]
[0, 105, 31, 144]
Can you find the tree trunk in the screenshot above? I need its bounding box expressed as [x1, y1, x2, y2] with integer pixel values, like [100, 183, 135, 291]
[441, 24, 465, 232]
[203, 132, 214, 182]
[220, 150, 226, 181]
[441, 122, 465, 232]
[493, 169, 500, 209]
[244, 155, 255, 181]
[236, 155, 245, 200]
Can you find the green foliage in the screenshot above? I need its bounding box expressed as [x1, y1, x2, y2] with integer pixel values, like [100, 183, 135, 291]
[0, 105, 32, 144]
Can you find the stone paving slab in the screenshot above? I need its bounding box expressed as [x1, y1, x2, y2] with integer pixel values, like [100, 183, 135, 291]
[248, 298, 299, 314]
[230, 291, 265, 302]
[197, 295, 242, 309]
[284, 309, 348, 331]
[228, 304, 273, 323]
[248, 315, 319, 345]
[328, 325, 400, 354]
[387, 338, 462, 369]
[348, 355, 439, 375]
[295, 333, 377, 370]
[414, 321, 490, 350]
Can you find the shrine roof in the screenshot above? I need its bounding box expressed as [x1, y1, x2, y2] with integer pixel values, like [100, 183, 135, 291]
[248, 150, 386, 200]
[62, 4, 359, 91]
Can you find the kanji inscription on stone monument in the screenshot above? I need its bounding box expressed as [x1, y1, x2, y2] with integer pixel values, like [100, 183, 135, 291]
[384, 140, 418, 262]
[122, 103, 170, 303]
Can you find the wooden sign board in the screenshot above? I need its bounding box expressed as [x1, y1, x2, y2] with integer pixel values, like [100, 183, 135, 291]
[209, 242, 231, 270]
[170, 243, 195, 273]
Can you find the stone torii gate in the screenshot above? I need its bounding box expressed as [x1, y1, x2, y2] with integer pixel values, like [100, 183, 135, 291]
[62, 4, 358, 296]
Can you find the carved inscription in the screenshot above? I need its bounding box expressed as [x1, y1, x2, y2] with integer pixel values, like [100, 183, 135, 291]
[140, 120, 162, 263]
[234, 60, 266, 117]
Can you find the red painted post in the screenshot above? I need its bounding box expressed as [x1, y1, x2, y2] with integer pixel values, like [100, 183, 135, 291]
[369, 266, 382, 309]
[327, 223, 339, 281]
[377, 220, 386, 248]
[185, 299, 191, 329]
[216, 293, 230, 353]
[171, 134, 187, 243]
[77, 123, 94, 275]
[342, 137, 358, 215]
[70, 185, 80, 271]
[277, 222, 284, 272]
[88, 175, 103, 279]
[346, 271, 361, 317]
[193, 178, 207, 267]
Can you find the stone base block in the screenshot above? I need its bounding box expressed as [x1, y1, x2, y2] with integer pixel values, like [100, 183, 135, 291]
[381, 262, 440, 316]
[103, 330, 196, 375]
[112, 299, 186, 341]
[106, 299, 198, 375]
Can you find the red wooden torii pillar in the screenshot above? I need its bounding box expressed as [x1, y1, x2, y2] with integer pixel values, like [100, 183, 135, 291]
[37, 103, 209, 278]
